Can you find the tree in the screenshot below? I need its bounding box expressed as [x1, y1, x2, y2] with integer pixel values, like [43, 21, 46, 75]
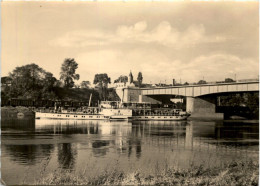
[1, 76, 12, 86]
[80, 81, 91, 88]
[114, 75, 128, 83]
[137, 72, 143, 88]
[41, 72, 58, 99]
[93, 73, 111, 100]
[197, 80, 207, 84]
[129, 71, 133, 83]
[225, 78, 235, 83]
[7, 63, 57, 99]
[60, 58, 80, 88]
[107, 88, 120, 101]
[1, 76, 12, 99]
[184, 82, 189, 85]
[247, 93, 259, 118]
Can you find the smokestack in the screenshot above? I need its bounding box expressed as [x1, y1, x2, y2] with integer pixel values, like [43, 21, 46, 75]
[172, 79, 176, 86]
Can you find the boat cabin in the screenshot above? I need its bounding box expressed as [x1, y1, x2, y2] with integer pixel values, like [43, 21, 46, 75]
[100, 101, 121, 109]
[121, 102, 152, 109]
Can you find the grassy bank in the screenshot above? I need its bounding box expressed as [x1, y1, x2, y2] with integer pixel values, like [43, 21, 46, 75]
[28, 159, 258, 185]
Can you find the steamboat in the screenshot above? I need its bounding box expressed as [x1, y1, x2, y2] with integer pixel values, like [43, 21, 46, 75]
[121, 102, 190, 121]
[35, 100, 190, 121]
[35, 101, 132, 120]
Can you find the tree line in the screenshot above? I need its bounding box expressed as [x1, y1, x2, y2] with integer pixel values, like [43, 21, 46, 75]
[1, 58, 144, 102]
[113, 71, 143, 87]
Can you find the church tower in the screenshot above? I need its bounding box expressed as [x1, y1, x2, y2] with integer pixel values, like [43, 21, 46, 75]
[129, 71, 133, 84]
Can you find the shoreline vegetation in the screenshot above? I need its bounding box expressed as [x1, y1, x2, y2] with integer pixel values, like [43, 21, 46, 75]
[1, 62, 120, 105]
[23, 159, 258, 185]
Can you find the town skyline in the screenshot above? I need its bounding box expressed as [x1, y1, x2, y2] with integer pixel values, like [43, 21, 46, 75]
[2, 2, 259, 84]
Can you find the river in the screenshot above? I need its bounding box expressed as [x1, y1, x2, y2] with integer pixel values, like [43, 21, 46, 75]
[1, 118, 259, 185]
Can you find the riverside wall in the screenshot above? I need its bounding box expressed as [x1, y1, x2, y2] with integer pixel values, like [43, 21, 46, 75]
[1, 106, 35, 120]
[186, 96, 223, 119]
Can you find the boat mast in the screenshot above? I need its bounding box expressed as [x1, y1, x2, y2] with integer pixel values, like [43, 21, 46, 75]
[88, 93, 92, 107]
[121, 88, 124, 103]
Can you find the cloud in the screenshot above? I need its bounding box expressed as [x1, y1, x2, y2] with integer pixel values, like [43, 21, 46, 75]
[76, 50, 133, 83]
[75, 48, 258, 84]
[116, 21, 148, 37]
[147, 54, 259, 83]
[49, 30, 112, 47]
[182, 54, 259, 82]
[49, 21, 226, 48]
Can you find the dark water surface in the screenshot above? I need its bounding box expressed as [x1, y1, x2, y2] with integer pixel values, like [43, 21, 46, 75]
[1, 118, 259, 185]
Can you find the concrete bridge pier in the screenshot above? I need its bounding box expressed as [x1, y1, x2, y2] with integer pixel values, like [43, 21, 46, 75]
[186, 96, 223, 119]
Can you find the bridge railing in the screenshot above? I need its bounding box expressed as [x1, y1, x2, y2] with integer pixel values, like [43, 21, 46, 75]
[154, 78, 259, 88]
[237, 78, 259, 82]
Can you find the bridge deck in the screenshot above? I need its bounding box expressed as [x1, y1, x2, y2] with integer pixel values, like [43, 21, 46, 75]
[141, 81, 259, 97]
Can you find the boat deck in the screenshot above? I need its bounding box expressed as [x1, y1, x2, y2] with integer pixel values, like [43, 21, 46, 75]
[35, 112, 107, 120]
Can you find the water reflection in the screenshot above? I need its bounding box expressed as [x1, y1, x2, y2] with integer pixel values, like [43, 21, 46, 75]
[92, 141, 110, 157]
[2, 118, 35, 131]
[35, 120, 100, 134]
[3, 144, 54, 165]
[214, 121, 259, 146]
[34, 120, 132, 135]
[1, 118, 259, 185]
[131, 121, 187, 158]
[58, 143, 77, 170]
[185, 123, 193, 149]
[216, 121, 259, 139]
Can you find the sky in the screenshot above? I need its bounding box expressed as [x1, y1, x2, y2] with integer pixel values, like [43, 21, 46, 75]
[1, 1, 259, 85]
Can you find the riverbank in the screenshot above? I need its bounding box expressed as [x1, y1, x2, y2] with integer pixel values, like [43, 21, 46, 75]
[224, 119, 259, 123]
[1, 106, 34, 119]
[27, 159, 258, 185]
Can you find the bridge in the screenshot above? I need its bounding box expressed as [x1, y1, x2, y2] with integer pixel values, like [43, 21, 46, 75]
[116, 79, 259, 119]
[141, 81, 259, 97]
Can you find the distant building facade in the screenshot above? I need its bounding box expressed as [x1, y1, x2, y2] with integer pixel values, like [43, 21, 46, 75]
[114, 71, 136, 88]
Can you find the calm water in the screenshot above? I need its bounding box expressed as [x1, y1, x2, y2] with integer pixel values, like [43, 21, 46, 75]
[1, 118, 259, 185]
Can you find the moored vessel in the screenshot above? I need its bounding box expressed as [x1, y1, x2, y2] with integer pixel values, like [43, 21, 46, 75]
[99, 101, 132, 120]
[35, 100, 189, 121]
[120, 102, 190, 121]
[35, 101, 132, 120]
[132, 114, 189, 121]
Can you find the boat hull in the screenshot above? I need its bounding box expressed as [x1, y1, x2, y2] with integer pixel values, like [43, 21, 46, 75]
[132, 115, 189, 121]
[35, 112, 106, 120]
[109, 115, 131, 120]
[35, 112, 189, 121]
[100, 108, 132, 120]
